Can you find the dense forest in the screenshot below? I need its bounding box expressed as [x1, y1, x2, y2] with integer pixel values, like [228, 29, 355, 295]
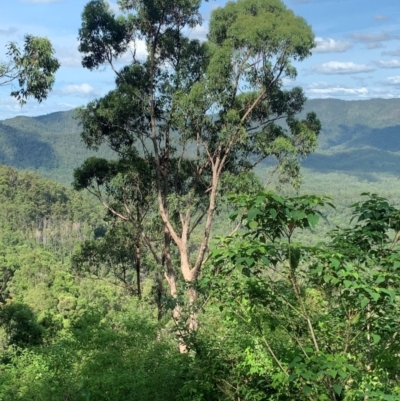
[1, 164, 400, 400]
[1, 0, 400, 400]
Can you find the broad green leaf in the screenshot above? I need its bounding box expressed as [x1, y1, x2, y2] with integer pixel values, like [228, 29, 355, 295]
[381, 288, 396, 301]
[361, 297, 370, 309]
[269, 208, 277, 219]
[248, 220, 258, 229]
[329, 258, 340, 268]
[289, 356, 302, 367]
[372, 334, 381, 344]
[366, 290, 380, 302]
[244, 257, 254, 266]
[343, 280, 352, 288]
[307, 214, 319, 226]
[333, 384, 342, 396]
[247, 207, 261, 220]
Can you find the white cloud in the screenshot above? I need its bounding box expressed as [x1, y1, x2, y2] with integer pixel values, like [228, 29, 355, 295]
[314, 37, 352, 53]
[0, 27, 18, 36]
[349, 31, 399, 49]
[107, 1, 119, 13]
[58, 83, 98, 97]
[187, 24, 208, 42]
[384, 76, 400, 85]
[373, 14, 389, 21]
[307, 82, 369, 97]
[381, 48, 400, 57]
[305, 82, 400, 99]
[312, 61, 375, 75]
[374, 59, 400, 68]
[118, 39, 148, 63]
[0, 92, 76, 120]
[56, 44, 82, 68]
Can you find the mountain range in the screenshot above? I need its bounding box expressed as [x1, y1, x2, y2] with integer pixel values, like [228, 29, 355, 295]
[0, 98, 400, 184]
[301, 98, 400, 176]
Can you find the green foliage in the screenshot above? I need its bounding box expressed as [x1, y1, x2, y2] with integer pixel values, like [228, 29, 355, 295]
[204, 192, 400, 400]
[2, 0, 400, 398]
[2, 35, 59, 104]
[79, 0, 134, 70]
[0, 303, 43, 348]
[73, 0, 321, 342]
[0, 165, 106, 311]
[72, 223, 142, 296]
[0, 307, 199, 401]
[0, 110, 117, 184]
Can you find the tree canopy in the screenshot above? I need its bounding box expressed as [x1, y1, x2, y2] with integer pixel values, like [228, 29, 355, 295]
[74, 0, 320, 341]
[0, 35, 59, 105]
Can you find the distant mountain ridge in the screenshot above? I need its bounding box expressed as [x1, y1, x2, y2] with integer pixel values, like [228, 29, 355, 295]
[302, 98, 400, 151]
[300, 98, 400, 175]
[0, 109, 114, 184]
[1, 98, 400, 183]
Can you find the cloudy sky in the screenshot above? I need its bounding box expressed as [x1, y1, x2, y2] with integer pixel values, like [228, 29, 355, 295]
[0, 0, 399, 119]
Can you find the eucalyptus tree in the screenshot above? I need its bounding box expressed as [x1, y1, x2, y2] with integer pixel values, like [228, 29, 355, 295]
[1, 35, 59, 105]
[75, 0, 320, 340]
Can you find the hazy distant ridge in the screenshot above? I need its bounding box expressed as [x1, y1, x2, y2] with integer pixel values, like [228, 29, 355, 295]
[1, 98, 400, 183]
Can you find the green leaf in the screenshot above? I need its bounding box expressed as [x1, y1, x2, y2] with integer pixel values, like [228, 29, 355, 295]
[307, 214, 319, 226]
[244, 257, 254, 266]
[343, 280, 352, 288]
[329, 258, 340, 268]
[361, 297, 370, 309]
[381, 288, 396, 302]
[301, 372, 312, 380]
[372, 334, 381, 344]
[366, 290, 380, 302]
[289, 356, 302, 367]
[248, 220, 258, 229]
[247, 207, 261, 221]
[333, 384, 342, 396]
[269, 208, 277, 219]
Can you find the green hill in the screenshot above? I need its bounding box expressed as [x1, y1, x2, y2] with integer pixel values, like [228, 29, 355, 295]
[1, 98, 400, 184]
[0, 110, 114, 184]
[302, 98, 400, 150]
[298, 98, 400, 176]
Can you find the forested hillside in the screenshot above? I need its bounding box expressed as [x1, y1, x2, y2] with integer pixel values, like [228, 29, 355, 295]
[2, 0, 400, 399]
[0, 110, 114, 184]
[300, 98, 400, 175]
[1, 98, 400, 184]
[2, 164, 400, 400]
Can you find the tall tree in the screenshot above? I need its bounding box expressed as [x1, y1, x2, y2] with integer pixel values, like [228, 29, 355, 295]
[1, 35, 59, 105]
[75, 0, 320, 345]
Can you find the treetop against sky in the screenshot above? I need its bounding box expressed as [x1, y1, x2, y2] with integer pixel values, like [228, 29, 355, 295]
[0, 0, 399, 119]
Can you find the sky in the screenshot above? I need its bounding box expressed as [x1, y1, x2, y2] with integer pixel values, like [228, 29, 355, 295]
[0, 0, 399, 119]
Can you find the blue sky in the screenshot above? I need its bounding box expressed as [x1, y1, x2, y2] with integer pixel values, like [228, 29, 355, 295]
[0, 0, 399, 119]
